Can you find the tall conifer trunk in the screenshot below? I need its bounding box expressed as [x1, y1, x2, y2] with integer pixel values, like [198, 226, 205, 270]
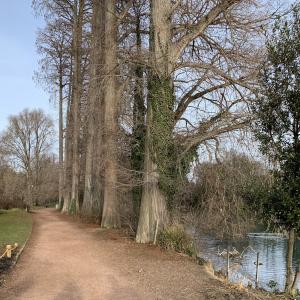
[62, 69, 73, 214]
[82, 0, 105, 220]
[70, 0, 84, 214]
[58, 63, 64, 210]
[101, 0, 120, 228]
[131, 7, 146, 226]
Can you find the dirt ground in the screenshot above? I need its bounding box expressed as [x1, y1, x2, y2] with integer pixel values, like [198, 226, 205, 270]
[0, 209, 285, 300]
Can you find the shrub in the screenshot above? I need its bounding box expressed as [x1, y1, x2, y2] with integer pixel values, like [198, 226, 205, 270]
[158, 224, 196, 257]
[192, 151, 271, 239]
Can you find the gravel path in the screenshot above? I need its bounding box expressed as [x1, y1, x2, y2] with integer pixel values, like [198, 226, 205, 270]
[0, 209, 279, 300]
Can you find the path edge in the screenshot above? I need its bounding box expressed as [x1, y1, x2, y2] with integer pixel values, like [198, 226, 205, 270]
[12, 211, 33, 268]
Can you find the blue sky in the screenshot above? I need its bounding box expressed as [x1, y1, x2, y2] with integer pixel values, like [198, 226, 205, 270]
[0, 0, 294, 135]
[0, 1, 56, 132]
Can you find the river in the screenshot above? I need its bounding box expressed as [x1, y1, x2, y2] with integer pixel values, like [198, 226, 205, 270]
[193, 232, 300, 292]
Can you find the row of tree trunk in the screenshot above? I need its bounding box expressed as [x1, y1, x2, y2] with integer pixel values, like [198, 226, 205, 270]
[33, 1, 300, 295]
[54, 0, 176, 242]
[35, 0, 267, 243]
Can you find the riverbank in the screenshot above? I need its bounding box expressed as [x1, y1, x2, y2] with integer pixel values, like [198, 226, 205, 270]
[0, 209, 289, 299]
[193, 230, 300, 294]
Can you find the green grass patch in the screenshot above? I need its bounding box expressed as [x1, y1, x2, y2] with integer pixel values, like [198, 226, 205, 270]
[0, 209, 32, 252]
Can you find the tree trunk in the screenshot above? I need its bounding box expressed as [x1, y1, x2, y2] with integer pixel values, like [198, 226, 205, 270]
[25, 171, 33, 210]
[292, 260, 300, 295]
[136, 99, 168, 243]
[70, 0, 84, 215]
[101, 0, 120, 228]
[62, 65, 73, 214]
[136, 0, 172, 243]
[82, 0, 105, 220]
[285, 228, 295, 294]
[61, 110, 72, 213]
[58, 64, 64, 210]
[131, 8, 146, 227]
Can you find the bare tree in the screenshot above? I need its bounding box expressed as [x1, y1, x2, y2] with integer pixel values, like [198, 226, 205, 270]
[0, 109, 54, 208]
[135, 0, 273, 243]
[35, 17, 72, 210]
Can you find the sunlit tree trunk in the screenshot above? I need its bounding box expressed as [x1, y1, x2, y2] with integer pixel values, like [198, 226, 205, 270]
[136, 100, 168, 243]
[62, 82, 73, 213]
[101, 0, 120, 228]
[70, 0, 84, 215]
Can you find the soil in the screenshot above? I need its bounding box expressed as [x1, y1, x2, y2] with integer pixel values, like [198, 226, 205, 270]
[0, 209, 287, 300]
[0, 254, 15, 274]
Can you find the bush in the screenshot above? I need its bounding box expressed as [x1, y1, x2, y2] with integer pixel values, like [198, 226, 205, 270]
[191, 151, 271, 239]
[158, 224, 196, 257]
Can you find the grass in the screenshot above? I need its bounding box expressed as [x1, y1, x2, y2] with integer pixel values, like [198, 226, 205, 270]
[0, 209, 32, 252]
[158, 224, 197, 257]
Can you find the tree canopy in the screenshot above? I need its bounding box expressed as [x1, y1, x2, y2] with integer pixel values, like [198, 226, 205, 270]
[253, 4, 300, 231]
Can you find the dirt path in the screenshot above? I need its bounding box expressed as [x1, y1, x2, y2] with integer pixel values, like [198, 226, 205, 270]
[0, 209, 277, 300]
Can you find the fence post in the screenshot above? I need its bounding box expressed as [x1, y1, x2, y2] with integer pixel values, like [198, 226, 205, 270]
[226, 244, 230, 280]
[6, 245, 12, 258]
[255, 252, 260, 288]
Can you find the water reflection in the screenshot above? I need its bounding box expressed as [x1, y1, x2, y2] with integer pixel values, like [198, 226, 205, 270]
[194, 233, 300, 291]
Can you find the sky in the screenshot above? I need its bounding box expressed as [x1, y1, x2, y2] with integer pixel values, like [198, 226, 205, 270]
[0, 1, 57, 132]
[0, 0, 295, 135]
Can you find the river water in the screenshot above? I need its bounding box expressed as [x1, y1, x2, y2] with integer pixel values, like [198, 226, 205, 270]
[193, 232, 300, 292]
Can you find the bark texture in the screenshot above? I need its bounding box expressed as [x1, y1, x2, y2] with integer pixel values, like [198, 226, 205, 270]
[292, 260, 300, 294]
[136, 0, 172, 243]
[81, 0, 105, 220]
[131, 7, 146, 226]
[285, 228, 295, 294]
[58, 64, 64, 210]
[101, 0, 120, 228]
[136, 99, 168, 243]
[70, 0, 84, 215]
[62, 87, 73, 214]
